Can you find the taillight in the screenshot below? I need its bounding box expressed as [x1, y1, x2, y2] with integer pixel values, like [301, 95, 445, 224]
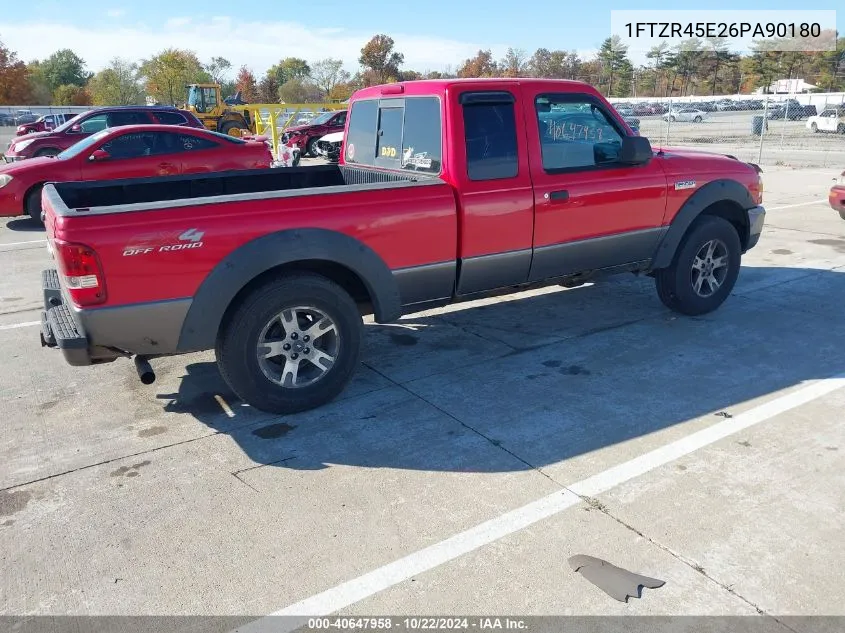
[55, 240, 107, 306]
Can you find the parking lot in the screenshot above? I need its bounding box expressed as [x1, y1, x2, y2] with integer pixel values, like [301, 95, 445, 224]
[2, 136, 845, 630]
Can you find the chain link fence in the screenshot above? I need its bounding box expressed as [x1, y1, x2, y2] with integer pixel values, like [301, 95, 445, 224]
[3, 91, 844, 168]
[612, 92, 845, 168]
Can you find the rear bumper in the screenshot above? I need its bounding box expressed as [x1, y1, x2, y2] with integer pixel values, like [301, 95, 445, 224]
[746, 205, 766, 251]
[39, 269, 109, 366]
[39, 268, 192, 366]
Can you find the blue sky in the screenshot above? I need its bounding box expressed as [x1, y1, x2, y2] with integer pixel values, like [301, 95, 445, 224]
[0, 1, 842, 76]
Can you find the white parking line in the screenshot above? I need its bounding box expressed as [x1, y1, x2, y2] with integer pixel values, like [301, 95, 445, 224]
[0, 239, 47, 247]
[768, 200, 827, 210]
[0, 320, 40, 331]
[234, 373, 845, 632]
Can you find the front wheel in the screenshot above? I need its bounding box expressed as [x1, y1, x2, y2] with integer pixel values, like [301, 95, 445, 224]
[693, 115, 702, 122]
[220, 121, 249, 138]
[306, 137, 319, 157]
[838, 123, 845, 135]
[669, 116, 676, 122]
[216, 273, 363, 414]
[654, 215, 742, 316]
[811, 122, 818, 133]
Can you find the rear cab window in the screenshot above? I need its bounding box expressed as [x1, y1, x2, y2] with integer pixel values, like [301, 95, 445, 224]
[344, 96, 442, 175]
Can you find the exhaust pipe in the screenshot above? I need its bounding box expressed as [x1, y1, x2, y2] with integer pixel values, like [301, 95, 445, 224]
[133, 355, 156, 385]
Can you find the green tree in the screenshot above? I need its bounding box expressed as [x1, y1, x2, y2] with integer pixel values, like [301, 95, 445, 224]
[645, 42, 669, 96]
[310, 58, 350, 96]
[0, 38, 33, 104]
[52, 84, 91, 106]
[359, 34, 404, 83]
[40, 49, 91, 91]
[25, 61, 52, 104]
[88, 57, 144, 106]
[528, 49, 581, 79]
[597, 35, 630, 96]
[268, 57, 311, 86]
[499, 48, 528, 77]
[257, 73, 279, 103]
[139, 48, 209, 105]
[277, 77, 321, 103]
[205, 56, 231, 84]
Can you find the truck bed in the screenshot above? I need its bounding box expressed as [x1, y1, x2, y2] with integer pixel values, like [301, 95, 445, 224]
[46, 164, 430, 214]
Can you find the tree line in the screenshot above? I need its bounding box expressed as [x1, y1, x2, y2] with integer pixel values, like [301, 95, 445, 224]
[1, 32, 844, 107]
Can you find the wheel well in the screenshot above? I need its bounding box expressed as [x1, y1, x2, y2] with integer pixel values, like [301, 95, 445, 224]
[218, 259, 374, 337]
[700, 200, 749, 250]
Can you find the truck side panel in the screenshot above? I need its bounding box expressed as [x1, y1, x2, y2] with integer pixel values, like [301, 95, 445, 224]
[51, 181, 458, 308]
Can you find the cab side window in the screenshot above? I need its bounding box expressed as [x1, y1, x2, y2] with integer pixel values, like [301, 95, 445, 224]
[461, 92, 518, 181]
[535, 95, 625, 171]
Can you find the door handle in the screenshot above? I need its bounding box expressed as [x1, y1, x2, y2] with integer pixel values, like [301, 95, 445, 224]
[544, 190, 569, 201]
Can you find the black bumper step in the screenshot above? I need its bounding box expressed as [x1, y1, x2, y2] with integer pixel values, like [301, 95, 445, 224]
[42, 268, 62, 311]
[46, 303, 87, 350]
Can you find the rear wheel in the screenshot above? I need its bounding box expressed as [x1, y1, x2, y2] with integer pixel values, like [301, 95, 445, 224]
[838, 123, 845, 135]
[25, 185, 44, 224]
[216, 273, 363, 414]
[811, 122, 818, 133]
[654, 215, 741, 316]
[693, 115, 702, 122]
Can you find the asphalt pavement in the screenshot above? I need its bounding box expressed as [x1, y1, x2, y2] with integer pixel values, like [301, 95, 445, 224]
[1, 157, 844, 631]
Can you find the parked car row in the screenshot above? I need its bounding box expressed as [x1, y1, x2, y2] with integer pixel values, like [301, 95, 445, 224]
[1, 105, 282, 224]
[16, 112, 78, 136]
[4, 105, 205, 160]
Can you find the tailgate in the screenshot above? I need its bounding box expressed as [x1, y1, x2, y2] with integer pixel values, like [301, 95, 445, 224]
[41, 184, 59, 257]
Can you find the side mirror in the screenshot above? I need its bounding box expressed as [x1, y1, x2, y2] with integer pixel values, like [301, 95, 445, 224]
[619, 135, 652, 165]
[70, 124, 82, 133]
[88, 149, 110, 162]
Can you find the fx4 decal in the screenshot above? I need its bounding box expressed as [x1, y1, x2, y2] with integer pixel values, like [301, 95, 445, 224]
[123, 229, 205, 256]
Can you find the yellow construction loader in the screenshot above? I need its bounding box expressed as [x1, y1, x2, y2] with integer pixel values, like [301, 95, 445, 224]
[185, 83, 254, 137]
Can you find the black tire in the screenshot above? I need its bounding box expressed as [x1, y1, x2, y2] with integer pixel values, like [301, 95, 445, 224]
[25, 185, 44, 224]
[654, 215, 742, 316]
[216, 273, 363, 414]
[669, 116, 676, 122]
[839, 210, 845, 221]
[838, 123, 845, 135]
[811, 122, 818, 133]
[220, 121, 249, 137]
[693, 115, 702, 122]
[306, 137, 319, 157]
[34, 147, 59, 157]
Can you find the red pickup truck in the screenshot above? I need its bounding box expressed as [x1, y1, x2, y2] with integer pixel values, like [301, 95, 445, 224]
[38, 78, 765, 414]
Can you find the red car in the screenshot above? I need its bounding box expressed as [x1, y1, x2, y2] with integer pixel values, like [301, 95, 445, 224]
[281, 109, 347, 156]
[16, 113, 78, 136]
[38, 77, 765, 414]
[4, 106, 203, 161]
[0, 124, 273, 222]
[831, 170, 845, 219]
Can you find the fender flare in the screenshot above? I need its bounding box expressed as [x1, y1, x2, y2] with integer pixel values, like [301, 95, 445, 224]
[177, 228, 402, 352]
[651, 179, 755, 269]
